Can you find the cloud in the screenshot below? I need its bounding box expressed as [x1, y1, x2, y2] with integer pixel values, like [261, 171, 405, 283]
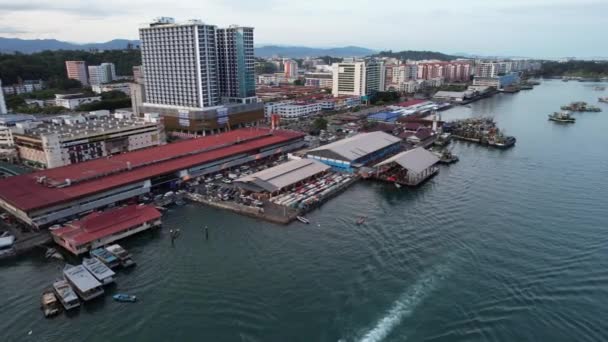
[0, 0, 134, 17]
[0, 26, 28, 34]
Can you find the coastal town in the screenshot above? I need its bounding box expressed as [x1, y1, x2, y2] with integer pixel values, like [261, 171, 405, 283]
[0, 16, 607, 318]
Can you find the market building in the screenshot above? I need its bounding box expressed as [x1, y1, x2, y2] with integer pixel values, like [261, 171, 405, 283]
[306, 131, 402, 172]
[0, 128, 305, 227]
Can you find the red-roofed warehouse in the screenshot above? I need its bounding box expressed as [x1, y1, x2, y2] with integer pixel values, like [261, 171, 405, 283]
[0, 128, 305, 226]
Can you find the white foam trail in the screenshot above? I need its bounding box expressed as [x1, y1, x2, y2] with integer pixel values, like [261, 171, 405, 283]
[357, 264, 450, 342]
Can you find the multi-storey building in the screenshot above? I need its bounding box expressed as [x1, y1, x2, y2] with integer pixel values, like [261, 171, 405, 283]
[2, 80, 45, 96]
[217, 25, 256, 103]
[283, 59, 299, 79]
[88, 63, 116, 85]
[304, 72, 333, 88]
[365, 59, 385, 95]
[13, 114, 166, 169]
[65, 61, 89, 86]
[0, 79, 7, 114]
[417, 61, 471, 82]
[332, 61, 366, 97]
[265, 101, 322, 119]
[138, 18, 264, 135]
[140, 17, 220, 109]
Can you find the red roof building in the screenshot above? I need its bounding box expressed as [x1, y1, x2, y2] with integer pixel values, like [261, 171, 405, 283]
[0, 128, 305, 226]
[51, 204, 162, 255]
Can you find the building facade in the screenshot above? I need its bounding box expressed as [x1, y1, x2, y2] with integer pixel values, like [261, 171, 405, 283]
[216, 25, 256, 103]
[283, 59, 299, 79]
[88, 63, 116, 85]
[0, 79, 6, 114]
[65, 61, 89, 86]
[54, 93, 102, 110]
[332, 61, 366, 97]
[139, 17, 220, 109]
[13, 115, 166, 169]
[365, 59, 386, 94]
[304, 72, 333, 88]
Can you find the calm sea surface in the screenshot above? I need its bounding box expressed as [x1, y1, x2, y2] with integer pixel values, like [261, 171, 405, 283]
[2, 80, 608, 342]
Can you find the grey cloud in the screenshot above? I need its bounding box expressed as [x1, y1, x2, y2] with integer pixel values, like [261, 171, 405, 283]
[0, 26, 28, 34]
[0, 1, 133, 17]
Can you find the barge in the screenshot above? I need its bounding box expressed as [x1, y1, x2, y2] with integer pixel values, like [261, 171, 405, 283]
[82, 257, 116, 285]
[63, 264, 104, 301]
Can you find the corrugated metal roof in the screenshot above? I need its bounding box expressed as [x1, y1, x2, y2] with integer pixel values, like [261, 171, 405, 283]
[63, 265, 102, 292]
[236, 159, 330, 192]
[375, 147, 439, 174]
[308, 132, 401, 162]
[52, 205, 161, 245]
[0, 128, 304, 211]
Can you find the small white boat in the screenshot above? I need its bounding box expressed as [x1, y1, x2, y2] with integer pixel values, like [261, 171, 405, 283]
[105, 244, 136, 268]
[296, 216, 310, 224]
[395, 183, 402, 189]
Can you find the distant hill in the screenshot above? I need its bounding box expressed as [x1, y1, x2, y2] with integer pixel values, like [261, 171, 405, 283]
[0, 37, 140, 53]
[373, 50, 463, 61]
[254, 45, 376, 58]
[0, 38, 376, 58]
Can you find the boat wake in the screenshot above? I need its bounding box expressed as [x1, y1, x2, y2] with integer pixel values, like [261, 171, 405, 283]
[356, 262, 451, 342]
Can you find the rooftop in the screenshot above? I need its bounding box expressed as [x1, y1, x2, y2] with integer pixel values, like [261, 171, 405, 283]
[15, 116, 157, 140]
[308, 132, 401, 162]
[0, 128, 305, 211]
[375, 147, 439, 174]
[52, 205, 161, 245]
[63, 264, 102, 292]
[235, 159, 330, 192]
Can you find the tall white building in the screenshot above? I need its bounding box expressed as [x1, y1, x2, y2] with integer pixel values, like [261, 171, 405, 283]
[365, 59, 385, 94]
[88, 63, 116, 85]
[332, 61, 366, 97]
[140, 17, 220, 109]
[216, 25, 256, 103]
[0, 79, 7, 114]
[332, 60, 386, 97]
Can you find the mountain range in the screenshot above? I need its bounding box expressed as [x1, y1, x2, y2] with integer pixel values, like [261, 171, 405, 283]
[0, 37, 375, 57]
[0, 38, 140, 54]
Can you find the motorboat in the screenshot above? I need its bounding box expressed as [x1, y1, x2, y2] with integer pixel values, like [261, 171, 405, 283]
[113, 293, 137, 303]
[296, 216, 310, 224]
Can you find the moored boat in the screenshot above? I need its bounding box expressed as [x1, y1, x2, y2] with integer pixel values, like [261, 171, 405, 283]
[63, 264, 104, 301]
[0, 233, 16, 259]
[112, 293, 137, 303]
[90, 248, 121, 269]
[41, 290, 61, 317]
[599, 97, 608, 103]
[82, 257, 115, 285]
[296, 216, 310, 224]
[548, 111, 576, 123]
[105, 244, 136, 268]
[52, 280, 80, 310]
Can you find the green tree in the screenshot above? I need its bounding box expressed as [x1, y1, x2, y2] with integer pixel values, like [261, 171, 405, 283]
[312, 117, 328, 131]
[5, 95, 26, 110]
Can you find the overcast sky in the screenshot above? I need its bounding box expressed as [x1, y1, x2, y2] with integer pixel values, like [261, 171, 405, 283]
[0, 0, 606, 58]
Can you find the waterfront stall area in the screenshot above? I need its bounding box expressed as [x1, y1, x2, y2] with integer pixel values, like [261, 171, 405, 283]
[187, 158, 356, 224]
[372, 147, 440, 186]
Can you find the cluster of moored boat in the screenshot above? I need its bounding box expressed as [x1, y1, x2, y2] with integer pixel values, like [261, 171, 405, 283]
[444, 117, 516, 149]
[41, 244, 136, 318]
[550, 100, 606, 124]
[270, 173, 353, 211]
[561, 101, 602, 112]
